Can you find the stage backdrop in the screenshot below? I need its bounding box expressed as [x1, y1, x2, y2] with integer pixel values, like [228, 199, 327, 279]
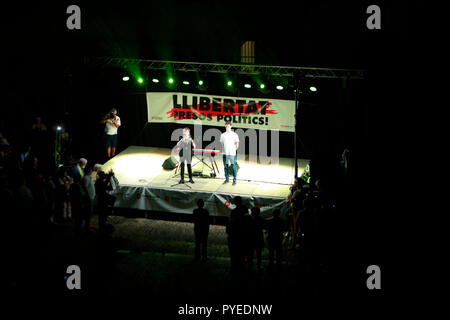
[147, 92, 295, 132]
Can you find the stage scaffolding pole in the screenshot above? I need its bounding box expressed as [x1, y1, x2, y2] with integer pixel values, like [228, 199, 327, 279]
[294, 76, 299, 181]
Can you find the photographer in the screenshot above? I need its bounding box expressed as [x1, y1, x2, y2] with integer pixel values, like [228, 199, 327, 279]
[101, 108, 121, 159]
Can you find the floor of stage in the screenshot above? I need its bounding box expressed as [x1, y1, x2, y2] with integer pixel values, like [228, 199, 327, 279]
[102, 146, 309, 199]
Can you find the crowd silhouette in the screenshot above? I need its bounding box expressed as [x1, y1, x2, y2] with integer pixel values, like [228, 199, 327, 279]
[0, 117, 353, 297]
[0, 119, 119, 293]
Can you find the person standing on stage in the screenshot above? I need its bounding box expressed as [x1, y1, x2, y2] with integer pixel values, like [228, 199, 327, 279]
[176, 127, 196, 184]
[220, 121, 239, 185]
[101, 108, 121, 159]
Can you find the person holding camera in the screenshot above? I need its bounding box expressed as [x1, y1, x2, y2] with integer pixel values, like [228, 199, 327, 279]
[101, 108, 121, 159]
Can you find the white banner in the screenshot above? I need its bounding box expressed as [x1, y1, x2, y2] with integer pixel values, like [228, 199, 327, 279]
[147, 92, 295, 132]
[112, 184, 288, 217]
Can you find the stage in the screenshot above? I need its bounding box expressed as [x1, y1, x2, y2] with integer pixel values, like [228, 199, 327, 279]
[102, 146, 309, 217]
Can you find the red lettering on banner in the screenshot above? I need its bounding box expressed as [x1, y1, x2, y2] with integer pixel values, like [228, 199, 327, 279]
[166, 102, 277, 121]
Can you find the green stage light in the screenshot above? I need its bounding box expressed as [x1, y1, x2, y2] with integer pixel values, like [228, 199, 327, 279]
[198, 80, 204, 85]
[309, 86, 317, 92]
[227, 80, 233, 86]
[122, 76, 130, 81]
[168, 78, 174, 84]
[260, 83, 265, 89]
[137, 78, 144, 84]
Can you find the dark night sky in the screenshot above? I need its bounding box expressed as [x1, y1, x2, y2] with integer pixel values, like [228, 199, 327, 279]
[2, 1, 423, 68]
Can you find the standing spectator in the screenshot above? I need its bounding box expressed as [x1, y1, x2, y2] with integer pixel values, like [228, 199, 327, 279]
[340, 145, 352, 181]
[0, 132, 10, 172]
[31, 116, 48, 133]
[57, 168, 73, 221]
[0, 145, 8, 171]
[91, 164, 103, 184]
[46, 174, 57, 223]
[82, 165, 96, 233]
[192, 199, 210, 262]
[73, 158, 87, 178]
[16, 173, 34, 212]
[0, 131, 10, 147]
[226, 196, 247, 273]
[267, 209, 284, 269]
[19, 145, 31, 170]
[101, 108, 121, 159]
[23, 154, 39, 185]
[30, 116, 50, 174]
[250, 207, 265, 271]
[25, 155, 51, 226]
[95, 170, 115, 235]
[70, 174, 87, 234]
[55, 169, 65, 222]
[241, 214, 255, 276]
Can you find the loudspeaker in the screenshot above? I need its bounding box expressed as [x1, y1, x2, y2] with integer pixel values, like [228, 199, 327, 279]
[162, 156, 178, 170]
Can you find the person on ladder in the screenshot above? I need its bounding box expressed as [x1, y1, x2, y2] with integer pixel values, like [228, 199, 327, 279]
[176, 127, 196, 184]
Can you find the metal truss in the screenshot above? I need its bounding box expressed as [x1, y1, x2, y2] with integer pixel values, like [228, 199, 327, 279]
[85, 57, 364, 79]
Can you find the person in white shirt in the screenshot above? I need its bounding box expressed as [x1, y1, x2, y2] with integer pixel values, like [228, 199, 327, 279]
[220, 121, 239, 185]
[101, 108, 121, 158]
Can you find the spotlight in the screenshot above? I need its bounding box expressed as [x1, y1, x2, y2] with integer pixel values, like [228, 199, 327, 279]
[122, 76, 130, 81]
[137, 78, 144, 84]
[260, 83, 265, 89]
[276, 85, 284, 90]
[182, 81, 190, 85]
[152, 78, 159, 83]
[309, 86, 317, 92]
[197, 80, 207, 91]
[168, 78, 174, 84]
[244, 83, 251, 88]
[227, 80, 233, 87]
[54, 124, 64, 133]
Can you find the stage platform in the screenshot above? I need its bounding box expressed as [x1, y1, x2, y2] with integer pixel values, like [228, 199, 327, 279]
[102, 146, 309, 217]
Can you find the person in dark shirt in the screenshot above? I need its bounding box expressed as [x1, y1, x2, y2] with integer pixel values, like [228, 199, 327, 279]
[95, 170, 115, 235]
[70, 173, 87, 234]
[226, 196, 248, 273]
[250, 207, 265, 271]
[176, 127, 196, 184]
[193, 199, 210, 262]
[267, 208, 284, 268]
